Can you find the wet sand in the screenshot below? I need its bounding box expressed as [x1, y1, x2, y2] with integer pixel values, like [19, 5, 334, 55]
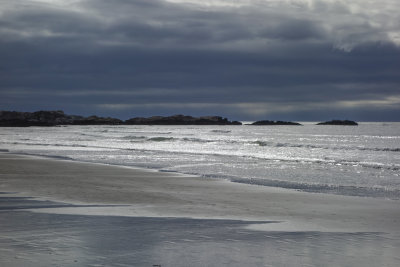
[1, 153, 400, 266]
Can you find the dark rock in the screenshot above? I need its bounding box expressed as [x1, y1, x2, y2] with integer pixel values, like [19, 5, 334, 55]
[0, 110, 122, 126]
[125, 115, 242, 125]
[0, 111, 241, 126]
[0, 110, 70, 126]
[317, 120, 358, 126]
[72, 115, 123, 125]
[249, 120, 302, 126]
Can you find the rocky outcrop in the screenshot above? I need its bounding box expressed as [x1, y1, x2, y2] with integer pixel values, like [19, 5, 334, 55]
[0, 111, 241, 126]
[317, 120, 358, 126]
[0, 110, 122, 126]
[250, 120, 302, 126]
[0, 110, 72, 126]
[72, 115, 123, 125]
[125, 115, 242, 125]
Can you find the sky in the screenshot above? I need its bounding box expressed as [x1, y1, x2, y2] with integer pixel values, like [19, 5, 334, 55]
[0, 0, 399, 121]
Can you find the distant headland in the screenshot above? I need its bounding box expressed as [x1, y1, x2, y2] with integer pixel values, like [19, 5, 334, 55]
[0, 110, 358, 127]
[0, 110, 241, 126]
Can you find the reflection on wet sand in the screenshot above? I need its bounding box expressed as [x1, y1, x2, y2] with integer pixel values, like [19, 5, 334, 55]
[1, 195, 399, 267]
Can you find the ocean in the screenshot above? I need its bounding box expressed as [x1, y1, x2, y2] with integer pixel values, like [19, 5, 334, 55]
[1, 122, 399, 199]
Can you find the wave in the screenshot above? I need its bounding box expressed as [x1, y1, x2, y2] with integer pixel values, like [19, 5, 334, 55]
[182, 137, 214, 143]
[132, 131, 172, 135]
[0, 141, 119, 151]
[252, 140, 400, 152]
[148, 137, 174, 142]
[357, 162, 399, 171]
[119, 146, 399, 172]
[72, 132, 396, 153]
[210, 130, 231, 133]
[122, 135, 147, 140]
[3, 141, 89, 148]
[123, 136, 214, 143]
[79, 133, 104, 138]
[16, 152, 75, 161]
[4, 137, 398, 172]
[261, 156, 400, 171]
[123, 136, 400, 153]
[229, 177, 400, 199]
[377, 148, 400, 152]
[159, 166, 400, 199]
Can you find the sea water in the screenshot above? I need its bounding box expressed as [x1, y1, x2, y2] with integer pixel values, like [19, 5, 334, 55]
[0, 122, 399, 199]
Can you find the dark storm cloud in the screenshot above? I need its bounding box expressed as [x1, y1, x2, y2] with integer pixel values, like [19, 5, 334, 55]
[258, 19, 326, 41]
[0, 0, 399, 120]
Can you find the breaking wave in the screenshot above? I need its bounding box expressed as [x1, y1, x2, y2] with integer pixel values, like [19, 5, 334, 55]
[252, 140, 400, 152]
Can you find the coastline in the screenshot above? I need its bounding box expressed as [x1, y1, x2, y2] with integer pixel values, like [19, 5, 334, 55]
[1, 152, 399, 232]
[1, 152, 400, 266]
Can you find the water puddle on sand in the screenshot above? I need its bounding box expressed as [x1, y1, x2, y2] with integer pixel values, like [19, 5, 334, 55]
[1, 194, 399, 267]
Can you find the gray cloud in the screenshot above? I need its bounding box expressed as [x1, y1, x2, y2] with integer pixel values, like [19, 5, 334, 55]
[0, 0, 399, 120]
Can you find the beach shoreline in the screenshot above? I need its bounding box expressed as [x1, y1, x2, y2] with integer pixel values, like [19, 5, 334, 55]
[0, 152, 399, 232]
[1, 152, 400, 266]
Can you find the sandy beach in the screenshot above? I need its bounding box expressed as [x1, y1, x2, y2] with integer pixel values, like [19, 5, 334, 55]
[1, 153, 400, 266]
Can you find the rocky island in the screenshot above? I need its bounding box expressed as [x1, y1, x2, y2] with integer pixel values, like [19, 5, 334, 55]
[125, 115, 242, 125]
[249, 120, 302, 126]
[0, 110, 122, 126]
[0, 110, 242, 126]
[317, 120, 358, 126]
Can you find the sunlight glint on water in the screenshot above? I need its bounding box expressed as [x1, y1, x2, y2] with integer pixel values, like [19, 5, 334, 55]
[1, 122, 399, 199]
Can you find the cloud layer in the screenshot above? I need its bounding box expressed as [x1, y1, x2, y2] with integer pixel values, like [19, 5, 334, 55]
[1, 0, 399, 120]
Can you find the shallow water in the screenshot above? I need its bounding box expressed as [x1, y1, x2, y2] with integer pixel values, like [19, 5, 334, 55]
[0, 122, 399, 198]
[1, 195, 399, 267]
